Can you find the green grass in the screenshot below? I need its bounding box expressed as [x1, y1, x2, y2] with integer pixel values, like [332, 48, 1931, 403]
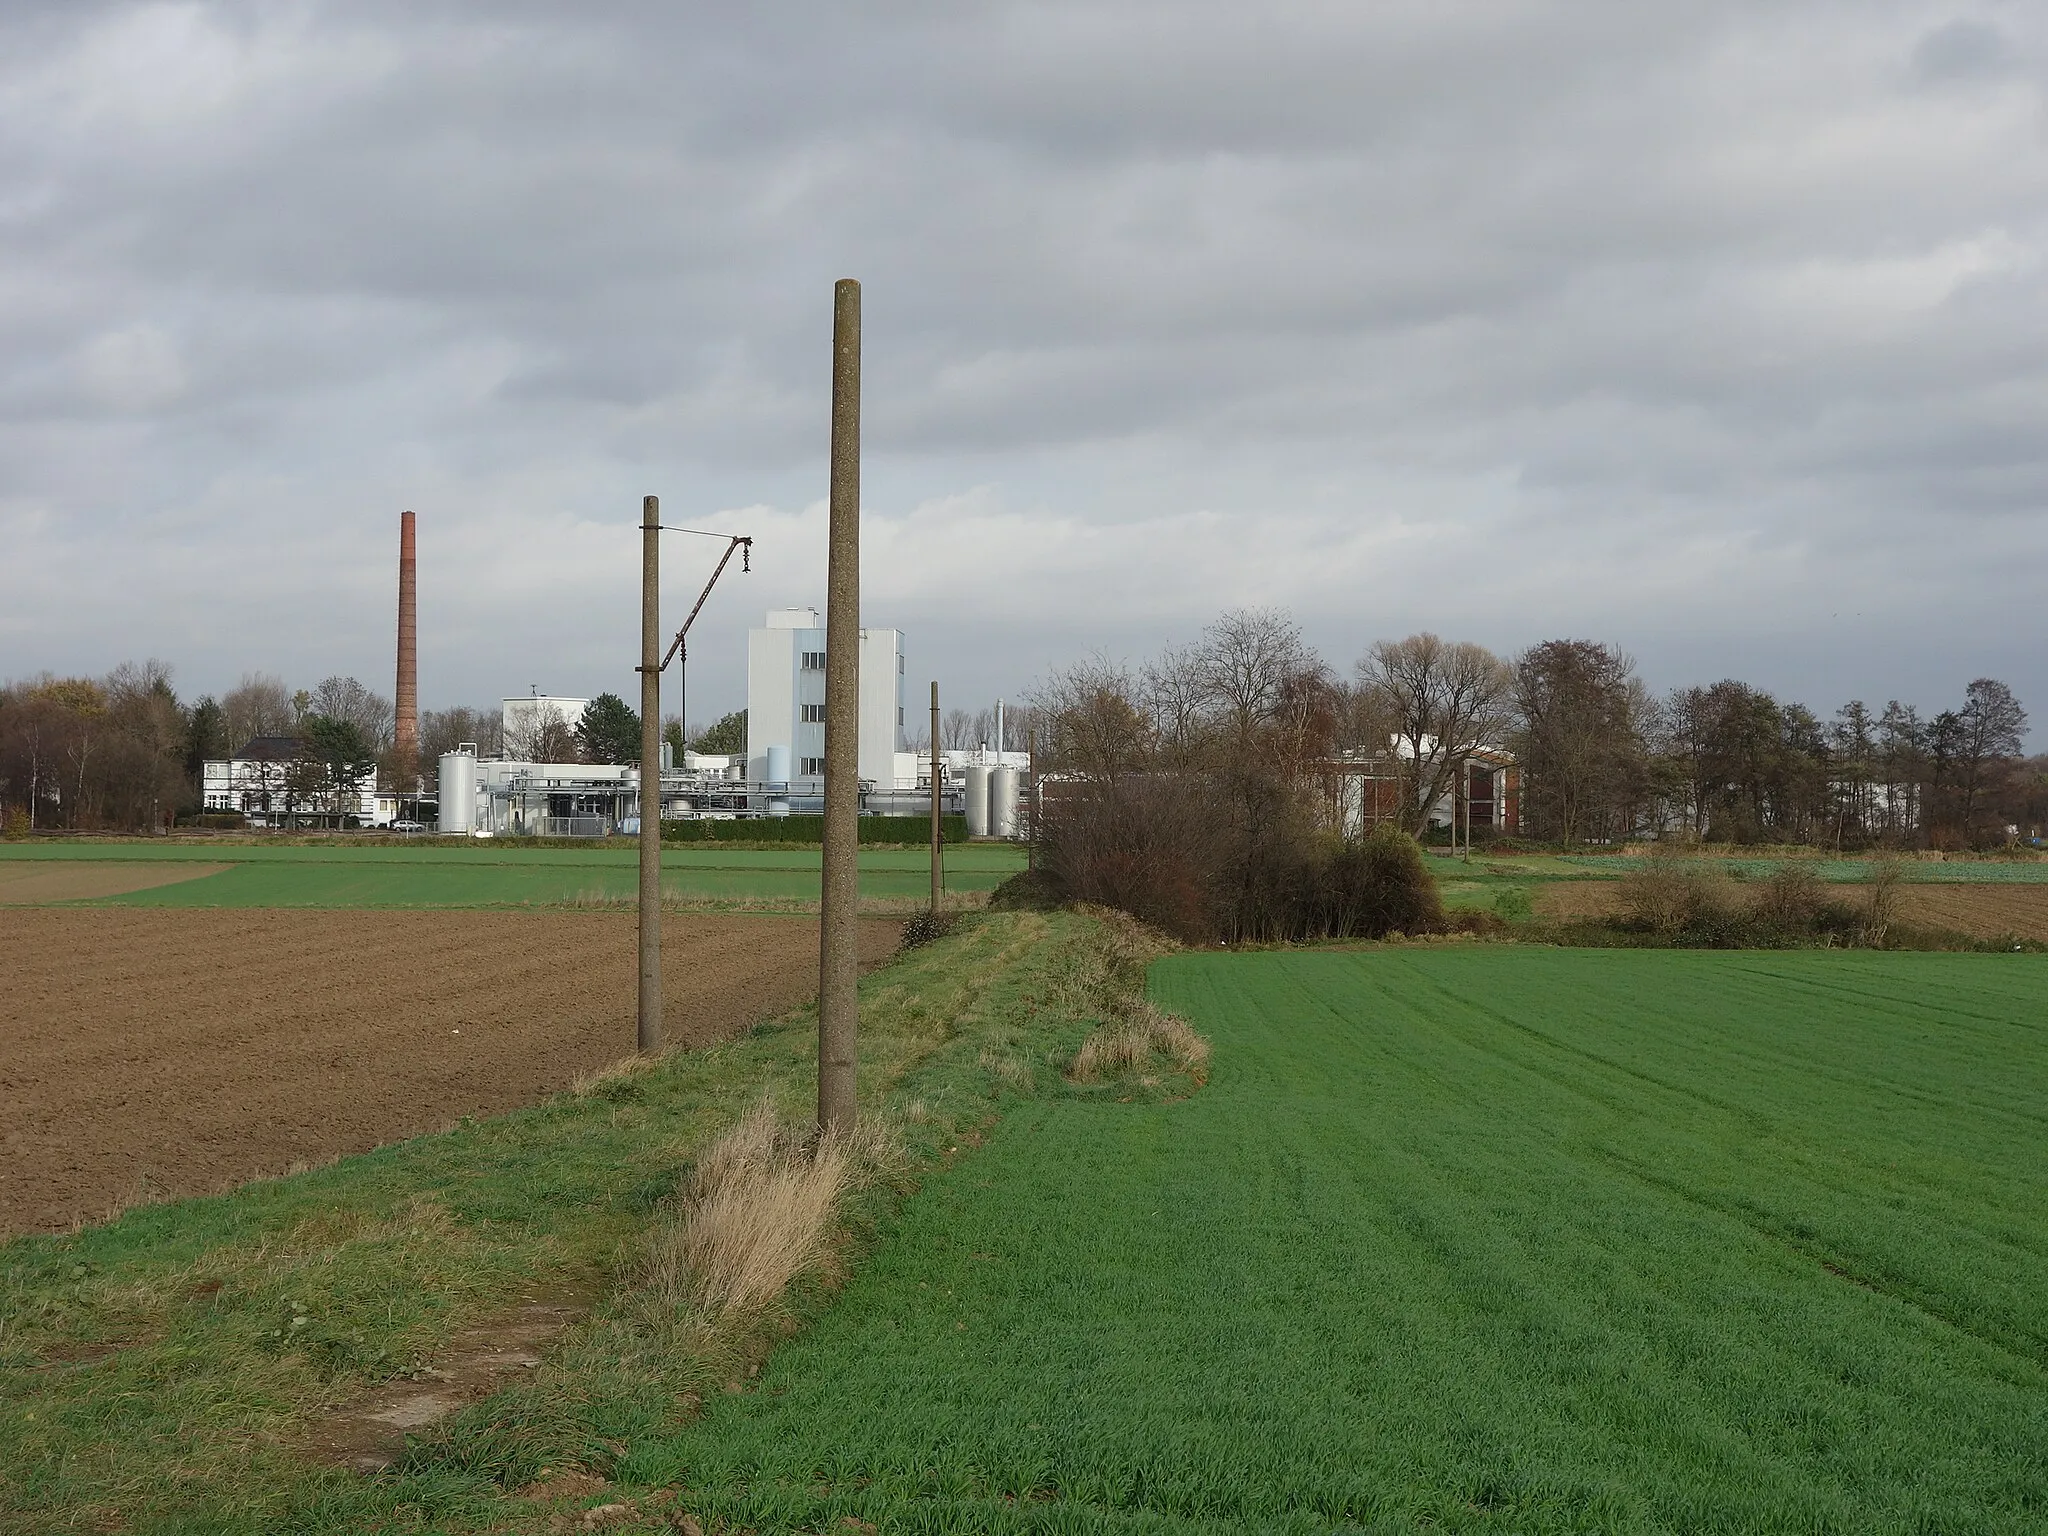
[635, 947, 2048, 1533]
[0, 838, 1026, 908]
[0, 909, 1116, 1533]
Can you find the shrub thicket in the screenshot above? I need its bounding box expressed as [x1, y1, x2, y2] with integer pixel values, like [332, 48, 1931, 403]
[1038, 777, 1443, 945]
[1612, 850, 1861, 947]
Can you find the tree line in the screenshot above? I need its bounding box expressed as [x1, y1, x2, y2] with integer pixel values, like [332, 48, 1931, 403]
[4, 626, 2038, 845]
[0, 663, 765, 831]
[1028, 610, 2041, 856]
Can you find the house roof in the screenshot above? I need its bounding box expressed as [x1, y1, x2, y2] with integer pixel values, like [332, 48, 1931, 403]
[236, 735, 303, 761]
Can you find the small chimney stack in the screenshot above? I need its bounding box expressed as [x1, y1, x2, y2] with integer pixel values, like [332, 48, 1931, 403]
[395, 510, 418, 782]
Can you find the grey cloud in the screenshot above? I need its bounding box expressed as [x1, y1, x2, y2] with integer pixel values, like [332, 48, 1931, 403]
[0, 0, 2044, 739]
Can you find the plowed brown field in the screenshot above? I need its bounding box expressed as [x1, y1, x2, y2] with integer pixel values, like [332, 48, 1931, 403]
[0, 909, 902, 1236]
[1532, 880, 2048, 941]
[0, 860, 230, 902]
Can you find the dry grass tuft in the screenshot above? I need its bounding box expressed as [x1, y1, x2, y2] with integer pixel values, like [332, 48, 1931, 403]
[1068, 1000, 1210, 1087]
[1862, 856, 1904, 946]
[639, 1100, 899, 1328]
[567, 1053, 660, 1099]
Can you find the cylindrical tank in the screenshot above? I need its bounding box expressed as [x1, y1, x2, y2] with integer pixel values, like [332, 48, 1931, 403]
[437, 750, 476, 835]
[965, 764, 992, 837]
[765, 744, 791, 787]
[991, 766, 1021, 839]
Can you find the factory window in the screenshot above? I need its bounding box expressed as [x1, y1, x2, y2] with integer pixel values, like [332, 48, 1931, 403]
[801, 756, 826, 775]
[801, 650, 826, 670]
[801, 703, 826, 722]
[898, 654, 904, 673]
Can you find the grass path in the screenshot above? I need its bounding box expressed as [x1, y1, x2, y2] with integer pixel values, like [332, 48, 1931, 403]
[651, 948, 2048, 1533]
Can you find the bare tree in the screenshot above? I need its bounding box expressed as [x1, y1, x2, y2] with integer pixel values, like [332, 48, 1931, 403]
[1142, 644, 1212, 770]
[1953, 678, 2027, 842]
[507, 701, 577, 762]
[1513, 640, 1650, 845]
[1358, 634, 1513, 833]
[1875, 701, 1926, 842]
[1194, 608, 1325, 755]
[1029, 657, 1154, 785]
[420, 705, 504, 762]
[308, 675, 395, 750]
[220, 673, 295, 752]
[105, 660, 187, 831]
[940, 708, 976, 749]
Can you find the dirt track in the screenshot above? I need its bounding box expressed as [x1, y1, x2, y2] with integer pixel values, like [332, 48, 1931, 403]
[0, 861, 230, 902]
[0, 909, 902, 1236]
[1532, 880, 2048, 941]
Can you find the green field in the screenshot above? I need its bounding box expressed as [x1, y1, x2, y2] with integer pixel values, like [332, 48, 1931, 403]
[641, 947, 2048, 1533]
[0, 839, 1027, 907]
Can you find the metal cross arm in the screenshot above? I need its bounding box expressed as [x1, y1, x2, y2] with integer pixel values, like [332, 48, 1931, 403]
[660, 535, 752, 673]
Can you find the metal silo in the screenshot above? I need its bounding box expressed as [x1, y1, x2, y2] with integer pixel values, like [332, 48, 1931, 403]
[991, 766, 1021, 839]
[438, 750, 476, 835]
[964, 763, 992, 837]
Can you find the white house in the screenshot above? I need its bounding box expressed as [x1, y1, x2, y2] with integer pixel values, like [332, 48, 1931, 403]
[202, 736, 380, 826]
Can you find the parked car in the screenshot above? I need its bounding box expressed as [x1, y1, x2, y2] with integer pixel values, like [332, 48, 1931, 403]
[390, 819, 427, 833]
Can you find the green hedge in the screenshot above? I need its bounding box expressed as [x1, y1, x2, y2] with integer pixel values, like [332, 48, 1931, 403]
[661, 814, 968, 844]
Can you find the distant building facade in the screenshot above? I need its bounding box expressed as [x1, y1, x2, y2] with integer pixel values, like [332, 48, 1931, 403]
[745, 608, 904, 789]
[202, 736, 380, 826]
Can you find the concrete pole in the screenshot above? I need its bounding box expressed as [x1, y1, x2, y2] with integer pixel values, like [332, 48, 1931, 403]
[819, 279, 861, 1135]
[638, 494, 663, 1055]
[929, 680, 942, 913]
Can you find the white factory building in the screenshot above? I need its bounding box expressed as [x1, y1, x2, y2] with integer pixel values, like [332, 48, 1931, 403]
[434, 607, 1027, 837]
[745, 608, 903, 790]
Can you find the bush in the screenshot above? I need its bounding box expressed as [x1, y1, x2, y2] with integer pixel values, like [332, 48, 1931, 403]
[1752, 863, 1825, 930]
[1037, 775, 1228, 943]
[175, 811, 247, 830]
[1321, 825, 1447, 940]
[1617, 850, 1732, 936]
[1036, 774, 1446, 945]
[897, 908, 958, 951]
[1613, 849, 1863, 948]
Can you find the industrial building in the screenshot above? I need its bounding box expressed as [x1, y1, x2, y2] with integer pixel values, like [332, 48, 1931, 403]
[434, 606, 1027, 838]
[745, 608, 903, 790]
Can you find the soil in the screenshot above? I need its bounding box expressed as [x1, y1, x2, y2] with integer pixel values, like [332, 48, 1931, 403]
[0, 909, 903, 1236]
[1530, 879, 2048, 942]
[1895, 885, 2048, 942]
[1532, 881, 1623, 920]
[0, 861, 231, 903]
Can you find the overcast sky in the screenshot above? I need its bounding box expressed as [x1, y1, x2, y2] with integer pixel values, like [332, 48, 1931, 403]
[3, 1, 2044, 738]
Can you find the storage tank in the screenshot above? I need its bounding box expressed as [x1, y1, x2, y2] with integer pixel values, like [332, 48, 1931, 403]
[437, 750, 476, 835]
[765, 744, 791, 787]
[991, 766, 1021, 839]
[964, 764, 992, 837]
